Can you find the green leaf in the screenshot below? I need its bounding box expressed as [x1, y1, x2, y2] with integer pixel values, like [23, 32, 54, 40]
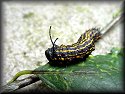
[35, 48, 123, 92]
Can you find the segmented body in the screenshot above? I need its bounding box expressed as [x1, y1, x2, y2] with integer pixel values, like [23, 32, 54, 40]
[45, 27, 101, 66]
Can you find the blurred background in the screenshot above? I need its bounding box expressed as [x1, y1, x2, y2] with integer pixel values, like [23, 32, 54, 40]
[2, 1, 123, 92]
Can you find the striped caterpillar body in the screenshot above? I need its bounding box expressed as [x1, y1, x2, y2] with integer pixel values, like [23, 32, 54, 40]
[45, 26, 101, 66]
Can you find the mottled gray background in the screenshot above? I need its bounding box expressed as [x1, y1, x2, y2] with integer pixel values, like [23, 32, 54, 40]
[2, 1, 123, 92]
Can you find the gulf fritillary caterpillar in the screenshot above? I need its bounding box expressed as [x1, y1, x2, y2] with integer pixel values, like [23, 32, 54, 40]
[45, 26, 101, 66]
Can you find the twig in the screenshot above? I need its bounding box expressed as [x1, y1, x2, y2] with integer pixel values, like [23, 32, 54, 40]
[1, 75, 40, 93]
[101, 11, 123, 36]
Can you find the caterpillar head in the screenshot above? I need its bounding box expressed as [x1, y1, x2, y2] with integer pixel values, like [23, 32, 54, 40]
[45, 48, 53, 61]
[45, 26, 58, 62]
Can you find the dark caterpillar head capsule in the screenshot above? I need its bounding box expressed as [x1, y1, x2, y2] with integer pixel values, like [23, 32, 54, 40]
[45, 48, 53, 62]
[45, 44, 59, 62]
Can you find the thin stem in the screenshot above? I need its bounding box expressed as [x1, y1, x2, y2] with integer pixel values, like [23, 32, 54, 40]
[101, 11, 123, 36]
[8, 70, 33, 84]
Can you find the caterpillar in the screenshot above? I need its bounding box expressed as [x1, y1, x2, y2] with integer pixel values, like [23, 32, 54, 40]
[45, 26, 101, 66]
